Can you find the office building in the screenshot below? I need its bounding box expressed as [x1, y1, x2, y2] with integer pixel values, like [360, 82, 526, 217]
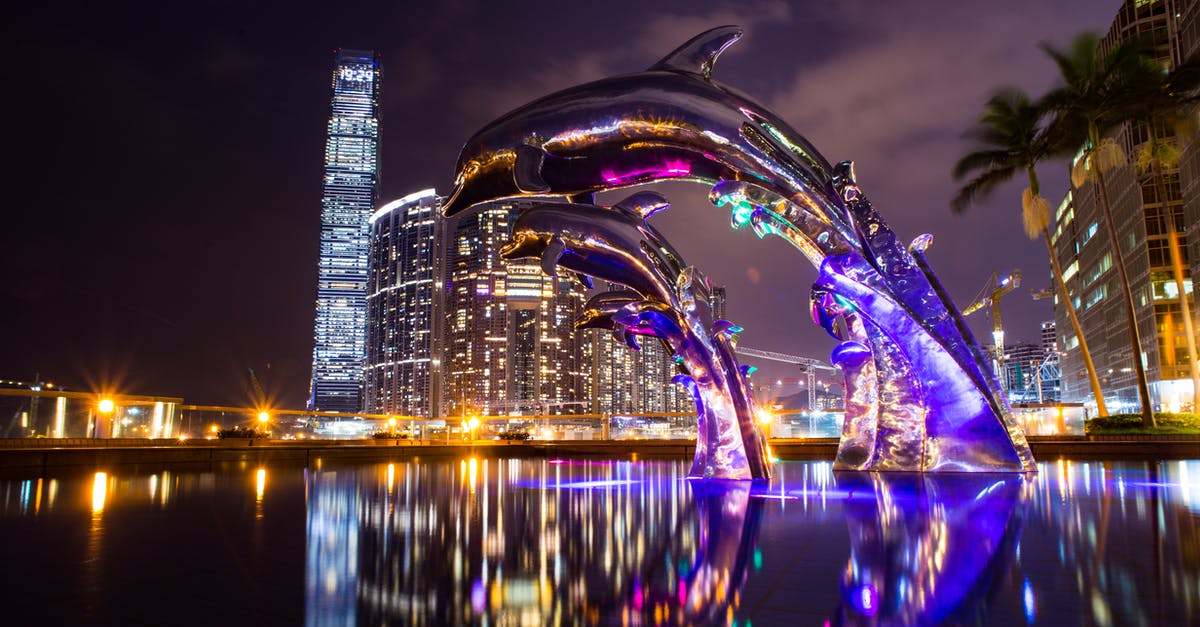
[309, 49, 382, 412]
[364, 189, 444, 417]
[586, 282, 691, 416]
[443, 200, 588, 417]
[1052, 0, 1199, 411]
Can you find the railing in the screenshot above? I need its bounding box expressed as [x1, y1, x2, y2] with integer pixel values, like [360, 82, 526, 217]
[0, 387, 1088, 441]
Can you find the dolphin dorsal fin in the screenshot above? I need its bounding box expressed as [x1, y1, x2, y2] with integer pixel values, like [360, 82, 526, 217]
[648, 25, 742, 80]
[615, 191, 670, 220]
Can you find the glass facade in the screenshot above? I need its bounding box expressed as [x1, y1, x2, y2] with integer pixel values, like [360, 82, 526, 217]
[1053, 0, 1200, 411]
[364, 189, 443, 417]
[309, 49, 381, 412]
[443, 201, 588, 417]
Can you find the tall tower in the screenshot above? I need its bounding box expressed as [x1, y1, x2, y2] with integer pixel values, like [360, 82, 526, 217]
[443, 200, 588, 417]
[364, 189, 444, 417]
[309, 49, 381, 412]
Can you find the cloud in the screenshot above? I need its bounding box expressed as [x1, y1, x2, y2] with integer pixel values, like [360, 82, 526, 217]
[452, 0, 793, 120]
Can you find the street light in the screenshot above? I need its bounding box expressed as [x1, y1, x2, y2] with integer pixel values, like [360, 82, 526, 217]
[387, 416, 397, 436]
[96, 398, 115, 438]
[463, 416, 481, 440]
[257, 411, 270, 437]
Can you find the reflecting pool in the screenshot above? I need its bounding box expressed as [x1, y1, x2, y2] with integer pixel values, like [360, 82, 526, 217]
[0, 458, 1197, 625]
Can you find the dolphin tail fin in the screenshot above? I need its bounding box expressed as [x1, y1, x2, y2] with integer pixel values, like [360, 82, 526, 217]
[648, 25, 742, 80]
[514, 144, 550, 193]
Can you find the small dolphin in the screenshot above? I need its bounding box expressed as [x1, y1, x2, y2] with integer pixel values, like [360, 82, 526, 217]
[499, 192, 687, 306]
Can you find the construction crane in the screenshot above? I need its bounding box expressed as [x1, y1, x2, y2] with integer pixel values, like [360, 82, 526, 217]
[962, 270, 1022, 391]
[735, 347, 837, 410]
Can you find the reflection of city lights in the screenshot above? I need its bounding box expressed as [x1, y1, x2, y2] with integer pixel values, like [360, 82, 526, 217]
[256, 468, 266, 503]
[1023, 577, 1036, 623]
[387, 463, 395, 494]
[91, 472, 108, 513]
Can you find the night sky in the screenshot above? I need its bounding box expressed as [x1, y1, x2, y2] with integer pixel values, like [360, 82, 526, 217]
[2, 0, 1122, 407]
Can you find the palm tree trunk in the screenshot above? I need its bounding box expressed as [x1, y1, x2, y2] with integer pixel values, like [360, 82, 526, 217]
[1090, 125, 1156, 426]
[1041, 228, 1107, 416]
[1030, 166, 1107, 415]
[1150, 157, 1200, 410]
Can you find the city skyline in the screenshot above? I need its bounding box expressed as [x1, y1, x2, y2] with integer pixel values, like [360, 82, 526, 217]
[1, 1, 1123, 406]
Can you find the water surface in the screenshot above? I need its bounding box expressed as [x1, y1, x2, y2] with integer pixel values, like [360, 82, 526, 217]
[0, 458, 1197, 625]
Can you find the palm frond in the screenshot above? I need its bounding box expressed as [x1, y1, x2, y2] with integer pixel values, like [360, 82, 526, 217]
[951, 166, 1016, 213]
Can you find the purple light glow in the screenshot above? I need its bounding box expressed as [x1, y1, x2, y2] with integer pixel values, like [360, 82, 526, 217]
[853, 584, 879, 617]
[600, 161, 691, 185]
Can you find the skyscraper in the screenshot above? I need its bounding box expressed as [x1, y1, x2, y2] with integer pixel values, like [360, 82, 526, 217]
[443, 200, 588, 417]
[364, 189, 444, 417]
[309, 49, 381, 412]
[1052, 0, 1197, 411]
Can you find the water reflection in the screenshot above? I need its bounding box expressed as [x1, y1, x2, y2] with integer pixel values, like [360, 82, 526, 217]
[0, 460, 1198, 625]
[830, 473, 1028, 625]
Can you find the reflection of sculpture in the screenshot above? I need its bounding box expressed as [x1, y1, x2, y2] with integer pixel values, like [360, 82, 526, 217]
[830, 473, 1028, 625]
[443, 25, 1035, 472]
[500, 194, 770, 479]
[681, 480, 764, 623]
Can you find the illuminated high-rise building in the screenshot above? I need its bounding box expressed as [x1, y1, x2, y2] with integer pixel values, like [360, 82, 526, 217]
[443, 200, 588, 416]
[586, 281, 691, 416]
[364, 189, 444, 417]
[309, 49, 381, 412]
[1052, 0, 1198, 411]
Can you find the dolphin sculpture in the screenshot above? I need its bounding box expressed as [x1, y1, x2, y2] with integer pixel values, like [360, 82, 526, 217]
[444, 26, 1035, 472]
[499, 192, 771, 480]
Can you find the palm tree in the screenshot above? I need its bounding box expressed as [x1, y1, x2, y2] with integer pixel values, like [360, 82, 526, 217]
[953, 88, 1108, 416]
[1041, 33, 1160, 425]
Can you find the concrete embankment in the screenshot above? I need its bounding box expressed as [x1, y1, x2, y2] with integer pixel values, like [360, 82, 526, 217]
[0, 436, 1195, 472]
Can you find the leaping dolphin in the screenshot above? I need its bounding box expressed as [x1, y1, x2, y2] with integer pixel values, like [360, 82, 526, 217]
[441, 26, 857, 259]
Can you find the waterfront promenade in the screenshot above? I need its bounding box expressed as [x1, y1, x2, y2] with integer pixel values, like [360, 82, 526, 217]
[0, 436, 1197, 471]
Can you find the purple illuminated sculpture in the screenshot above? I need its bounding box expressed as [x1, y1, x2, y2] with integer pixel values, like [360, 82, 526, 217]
[443, 26, 1035, 473]
[500, 193, 771, 479]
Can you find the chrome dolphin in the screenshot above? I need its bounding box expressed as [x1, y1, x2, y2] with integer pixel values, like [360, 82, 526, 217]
[441, 26, 856, 256]
[499, 192, 771, 480]
[444, 26, 1035, 473]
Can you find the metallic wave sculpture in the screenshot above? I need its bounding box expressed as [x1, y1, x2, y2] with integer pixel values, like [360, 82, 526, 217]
[832, 473, 1029, 624]
[443, 25, 1035, 472]
[500, 193, 771, 479]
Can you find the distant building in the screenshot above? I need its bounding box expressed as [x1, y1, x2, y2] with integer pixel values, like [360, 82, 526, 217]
[710, 286, 728, 321]
[309, 49, 381, 412]
[985, 340, 1060, 403]
[1052, 0, 1198, 411]
[1040, 320, 1057, 356]
[364, 189, 444, 417]
[586, 282, 691, 416]
[443, 200, 588, 417]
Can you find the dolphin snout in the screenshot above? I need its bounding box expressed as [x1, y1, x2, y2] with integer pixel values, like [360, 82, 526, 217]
[499, 231, 550, 261]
